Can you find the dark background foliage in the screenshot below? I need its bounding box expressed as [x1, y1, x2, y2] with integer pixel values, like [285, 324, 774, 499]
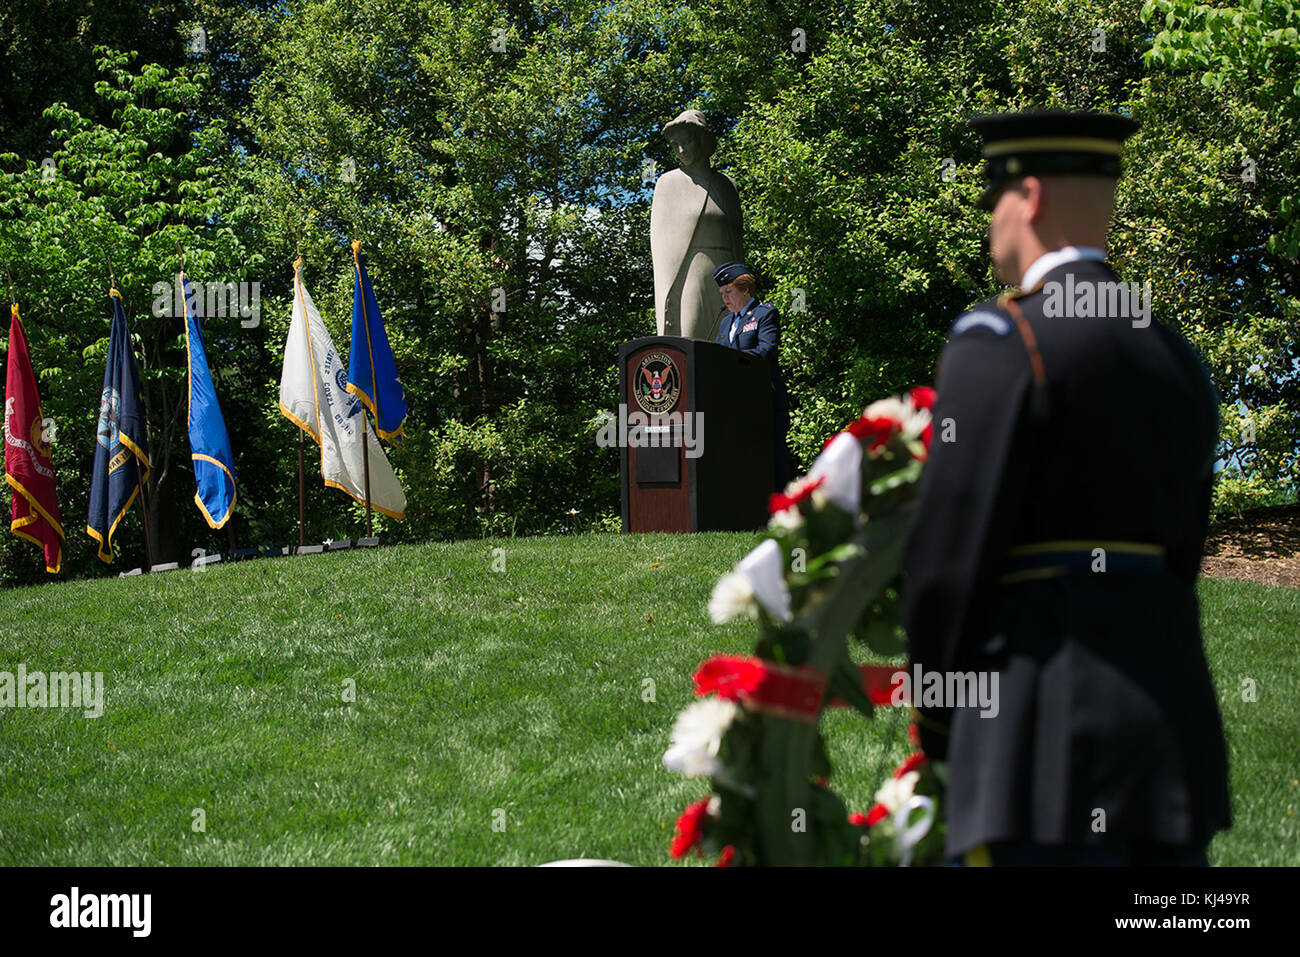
[1, 0, 1295, 584]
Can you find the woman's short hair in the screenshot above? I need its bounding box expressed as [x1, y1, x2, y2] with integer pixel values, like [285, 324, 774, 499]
[731, 273, 757, 296]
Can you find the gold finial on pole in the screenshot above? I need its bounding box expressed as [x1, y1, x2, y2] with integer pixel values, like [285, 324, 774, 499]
[105, 249, 120, 298]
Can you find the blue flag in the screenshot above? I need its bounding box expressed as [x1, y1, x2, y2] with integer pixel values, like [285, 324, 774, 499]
[347, 240, 407, 438]
[182, 271, 237, 528]
[86, 290, 150, 563]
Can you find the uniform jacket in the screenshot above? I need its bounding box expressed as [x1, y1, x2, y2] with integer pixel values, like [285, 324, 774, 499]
[715, 298, 789, 417]
[901, 257, 1231, 856]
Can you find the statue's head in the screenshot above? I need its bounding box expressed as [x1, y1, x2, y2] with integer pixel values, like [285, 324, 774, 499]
[663, 109, 717, 169]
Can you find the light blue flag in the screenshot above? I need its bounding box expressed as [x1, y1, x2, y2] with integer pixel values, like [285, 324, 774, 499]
[181, 271, 237, 528]
[347, 240, 408, 438]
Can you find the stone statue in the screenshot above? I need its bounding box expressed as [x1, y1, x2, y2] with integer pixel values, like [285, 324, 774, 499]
[650, 110, 744, 340]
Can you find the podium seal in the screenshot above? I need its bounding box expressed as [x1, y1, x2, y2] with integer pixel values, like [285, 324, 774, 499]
[634, 352, 681, 415]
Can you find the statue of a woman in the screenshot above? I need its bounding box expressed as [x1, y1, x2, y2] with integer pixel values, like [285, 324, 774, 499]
[650, 110, 744, 340]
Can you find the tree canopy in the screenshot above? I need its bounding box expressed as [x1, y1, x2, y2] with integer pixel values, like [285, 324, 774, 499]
[1, 0, 1295, 584]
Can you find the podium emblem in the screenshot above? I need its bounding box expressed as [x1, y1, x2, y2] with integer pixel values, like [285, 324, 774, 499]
[634, 352, 681, 415]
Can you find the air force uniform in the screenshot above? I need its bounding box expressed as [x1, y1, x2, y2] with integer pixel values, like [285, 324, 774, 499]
[901, 112, 1231, 864]
[712, 261, 791, 490]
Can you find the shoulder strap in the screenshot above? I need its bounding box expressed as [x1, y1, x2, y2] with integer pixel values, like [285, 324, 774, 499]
[999, 294, 1051, 421]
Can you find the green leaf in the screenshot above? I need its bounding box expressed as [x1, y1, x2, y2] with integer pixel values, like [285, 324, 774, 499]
[804, 542, 863, 575]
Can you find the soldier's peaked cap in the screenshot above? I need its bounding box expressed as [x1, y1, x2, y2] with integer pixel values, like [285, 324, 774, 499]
[969, 109, 1140, 210]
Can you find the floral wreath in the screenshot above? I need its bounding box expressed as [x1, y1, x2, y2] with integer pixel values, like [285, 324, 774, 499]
[663, 387, 947, 866]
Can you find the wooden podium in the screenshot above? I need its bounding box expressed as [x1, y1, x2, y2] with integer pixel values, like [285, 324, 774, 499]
[618, 336, 773, 533]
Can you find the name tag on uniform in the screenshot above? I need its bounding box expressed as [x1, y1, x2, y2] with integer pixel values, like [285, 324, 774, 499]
[742, 321, 758, 332]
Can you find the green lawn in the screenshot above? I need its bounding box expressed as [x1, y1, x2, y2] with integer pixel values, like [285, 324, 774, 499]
[0, 533, 1295, 865]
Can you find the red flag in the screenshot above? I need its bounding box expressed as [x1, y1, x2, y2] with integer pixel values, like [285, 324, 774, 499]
[5, 305, 64, 573]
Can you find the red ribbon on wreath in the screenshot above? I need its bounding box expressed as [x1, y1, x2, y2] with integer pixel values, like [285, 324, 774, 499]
[694, 655, 827, 724]
[695, 657, 911, 721]
[827, 664, 908, 708]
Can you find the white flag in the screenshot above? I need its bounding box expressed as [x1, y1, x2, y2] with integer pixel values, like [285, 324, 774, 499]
[279, 260, 406, 519]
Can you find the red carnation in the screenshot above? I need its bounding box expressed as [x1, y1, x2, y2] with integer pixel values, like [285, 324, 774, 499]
[847, 805, 891, 828]
[670, 798, 711, 859]
[715, 845, 736, 867]
[694, 655, 767, 701]
[861, 664, 907, 706]
[909, 386, 936, 411]
[769, 474, 825, 514]
[847, 414, 900, 453]
[894, 752, 929, 779]
[918, 422, 934, 458]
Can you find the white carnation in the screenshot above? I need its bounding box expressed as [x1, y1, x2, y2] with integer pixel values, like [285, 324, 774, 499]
[901, 404, 932, 443]
[708, 571, 757, 624]
[769, 505, 804, 531]
[709, 540, 793, 623]
[862, 394, 931, 453]
[863, 396, 909, 423]
[662, 698, 740, 777]
[874, 770, 921, 814]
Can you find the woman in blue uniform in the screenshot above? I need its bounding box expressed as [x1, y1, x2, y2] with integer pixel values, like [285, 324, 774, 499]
[712, 262, 790, 491]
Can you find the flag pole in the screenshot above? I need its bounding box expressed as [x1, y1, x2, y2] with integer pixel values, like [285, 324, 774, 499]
[136, 468, 155, 570]
[368, 341, 379, 541]
[365, 359, 376, 539]
[362, 409, 373, 538]
[109, 276, 156, 571]
[353, 240, 374, 539]
[298, 429, 306, 547]
[293, 251, 307, 549]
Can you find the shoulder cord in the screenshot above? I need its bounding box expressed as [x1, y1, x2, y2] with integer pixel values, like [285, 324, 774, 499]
[1000, 294, 1051, 421]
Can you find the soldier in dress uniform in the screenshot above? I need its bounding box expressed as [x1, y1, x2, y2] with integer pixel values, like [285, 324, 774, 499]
[712, 261, 790, 491]
[901, 110, 1231, 866]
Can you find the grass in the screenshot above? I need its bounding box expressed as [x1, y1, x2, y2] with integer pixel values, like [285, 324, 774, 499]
[0, 533, 1295, 865]
[1197, 577, 1300, 866]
